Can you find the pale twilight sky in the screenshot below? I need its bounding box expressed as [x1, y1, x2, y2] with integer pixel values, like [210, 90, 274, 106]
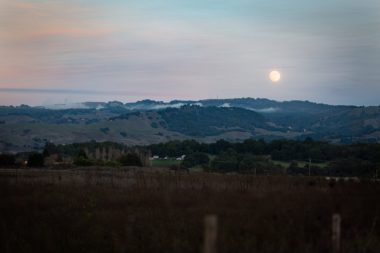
[0, 0, 379, 106]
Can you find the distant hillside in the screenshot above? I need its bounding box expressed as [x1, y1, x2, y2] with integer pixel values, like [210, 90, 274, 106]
[0, 98, 379, 152]
[40, 97, 350, 113]
[157, 105, 272, 137]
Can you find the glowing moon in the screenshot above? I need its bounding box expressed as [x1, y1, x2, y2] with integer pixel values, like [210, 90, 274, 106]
[269, 70, 281, 82]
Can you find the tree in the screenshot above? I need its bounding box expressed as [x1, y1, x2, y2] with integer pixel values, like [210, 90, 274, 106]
[119, 153, 143, 167]
[238, 139, 266, 155]
[238, 154, 257, 172]
[329, 158, 375, 177]
[73, 149, 93, 166]
[42, 142, 59, 157]
[287, 161, 303, 175]
[27, 153, 44, 167]
[211, 151, 239, 172]
[181, 152, 209, 169]
[239, 155, 274, 174]
[0, 154, 15, 167]
[210, 139, 233, 154]
[77, 149, 88, 159]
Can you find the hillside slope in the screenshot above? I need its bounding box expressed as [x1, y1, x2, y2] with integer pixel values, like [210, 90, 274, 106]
[0, 99, 379, 152]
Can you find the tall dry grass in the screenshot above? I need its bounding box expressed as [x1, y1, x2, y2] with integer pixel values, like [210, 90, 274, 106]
[0, 168, 380, 253]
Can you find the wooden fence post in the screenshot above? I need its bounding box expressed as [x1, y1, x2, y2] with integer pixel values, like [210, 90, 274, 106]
[203, 215, 218, 253]
[332, 213, 341, 253]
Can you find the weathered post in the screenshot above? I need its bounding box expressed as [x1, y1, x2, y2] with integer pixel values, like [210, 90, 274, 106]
[332, 213, 341, 253]
[203, 215, 218, 253]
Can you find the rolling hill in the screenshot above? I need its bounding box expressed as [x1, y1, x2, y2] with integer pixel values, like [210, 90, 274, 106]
[0, 98, 379, 152]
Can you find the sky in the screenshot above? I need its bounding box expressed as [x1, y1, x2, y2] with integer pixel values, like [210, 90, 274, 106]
[0, 0, 379, 106]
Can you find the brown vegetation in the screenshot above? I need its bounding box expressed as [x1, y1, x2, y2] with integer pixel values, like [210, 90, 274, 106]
[0, 168, 380, 253]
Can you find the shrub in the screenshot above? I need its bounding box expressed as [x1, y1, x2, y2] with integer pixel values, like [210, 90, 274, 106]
[119, 153, 143, 167]
[104, 161, 121, 167]
[74, 157, 94, 166]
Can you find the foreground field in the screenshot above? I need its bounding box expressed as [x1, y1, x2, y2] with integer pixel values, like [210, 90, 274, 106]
[1, 168, 380, 253]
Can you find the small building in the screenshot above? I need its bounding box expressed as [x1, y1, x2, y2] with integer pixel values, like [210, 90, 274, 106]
[150, 155, 160, 160]
[176, 155, 186, 161]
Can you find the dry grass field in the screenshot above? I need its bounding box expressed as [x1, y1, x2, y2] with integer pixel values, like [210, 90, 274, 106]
[1, 167, 380, 253]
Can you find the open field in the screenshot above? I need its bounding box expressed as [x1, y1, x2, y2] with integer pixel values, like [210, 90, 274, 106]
[1, 168, 380, 253]
[151, 159, 181, 167]
[151, 157, 328, 170]
[272, 160, 328, 168]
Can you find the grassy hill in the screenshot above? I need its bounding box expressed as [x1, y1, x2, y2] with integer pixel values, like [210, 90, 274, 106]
[157, 105, 272, 136]
[0, 99, 379, 152]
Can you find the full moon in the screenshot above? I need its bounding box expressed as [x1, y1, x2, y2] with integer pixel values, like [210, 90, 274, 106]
[269, 70, 281, 82]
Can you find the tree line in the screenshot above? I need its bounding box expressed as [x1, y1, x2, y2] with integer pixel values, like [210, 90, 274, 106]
[1, 138, 380, 177]
[148, 138, 380, 177]
[148, 138, 380, 163]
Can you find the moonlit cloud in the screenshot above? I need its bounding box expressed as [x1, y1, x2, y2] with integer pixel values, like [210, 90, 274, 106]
[0, 0, 379, 106]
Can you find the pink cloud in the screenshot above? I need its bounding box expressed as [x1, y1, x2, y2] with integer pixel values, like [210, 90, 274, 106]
[0, 0, 118, 90]
[29, 27, 115, 39]
[0, 0, 116, 41]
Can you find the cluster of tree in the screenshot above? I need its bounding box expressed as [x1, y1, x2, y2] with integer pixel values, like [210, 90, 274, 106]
[180, 151, 284, 174]
[0, 153, 45, 168]
[44, 141, 126, 157]
[148, 138, 380, 163]
[157, 105, 273, 137]
[149, 138, 380, 177]
[181, 152, 210, 169]
[27, 153, 45, 167]
[0, 141, 145, 168]
[179, 151, 379, 177]
[1, 138, 380, 177]
[210, 152, 283, 174]
[0, 154, 16, 167]
[73, 149, 143, 167]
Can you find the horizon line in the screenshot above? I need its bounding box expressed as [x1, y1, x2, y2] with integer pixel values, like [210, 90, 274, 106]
[0, 88, 377, 107]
